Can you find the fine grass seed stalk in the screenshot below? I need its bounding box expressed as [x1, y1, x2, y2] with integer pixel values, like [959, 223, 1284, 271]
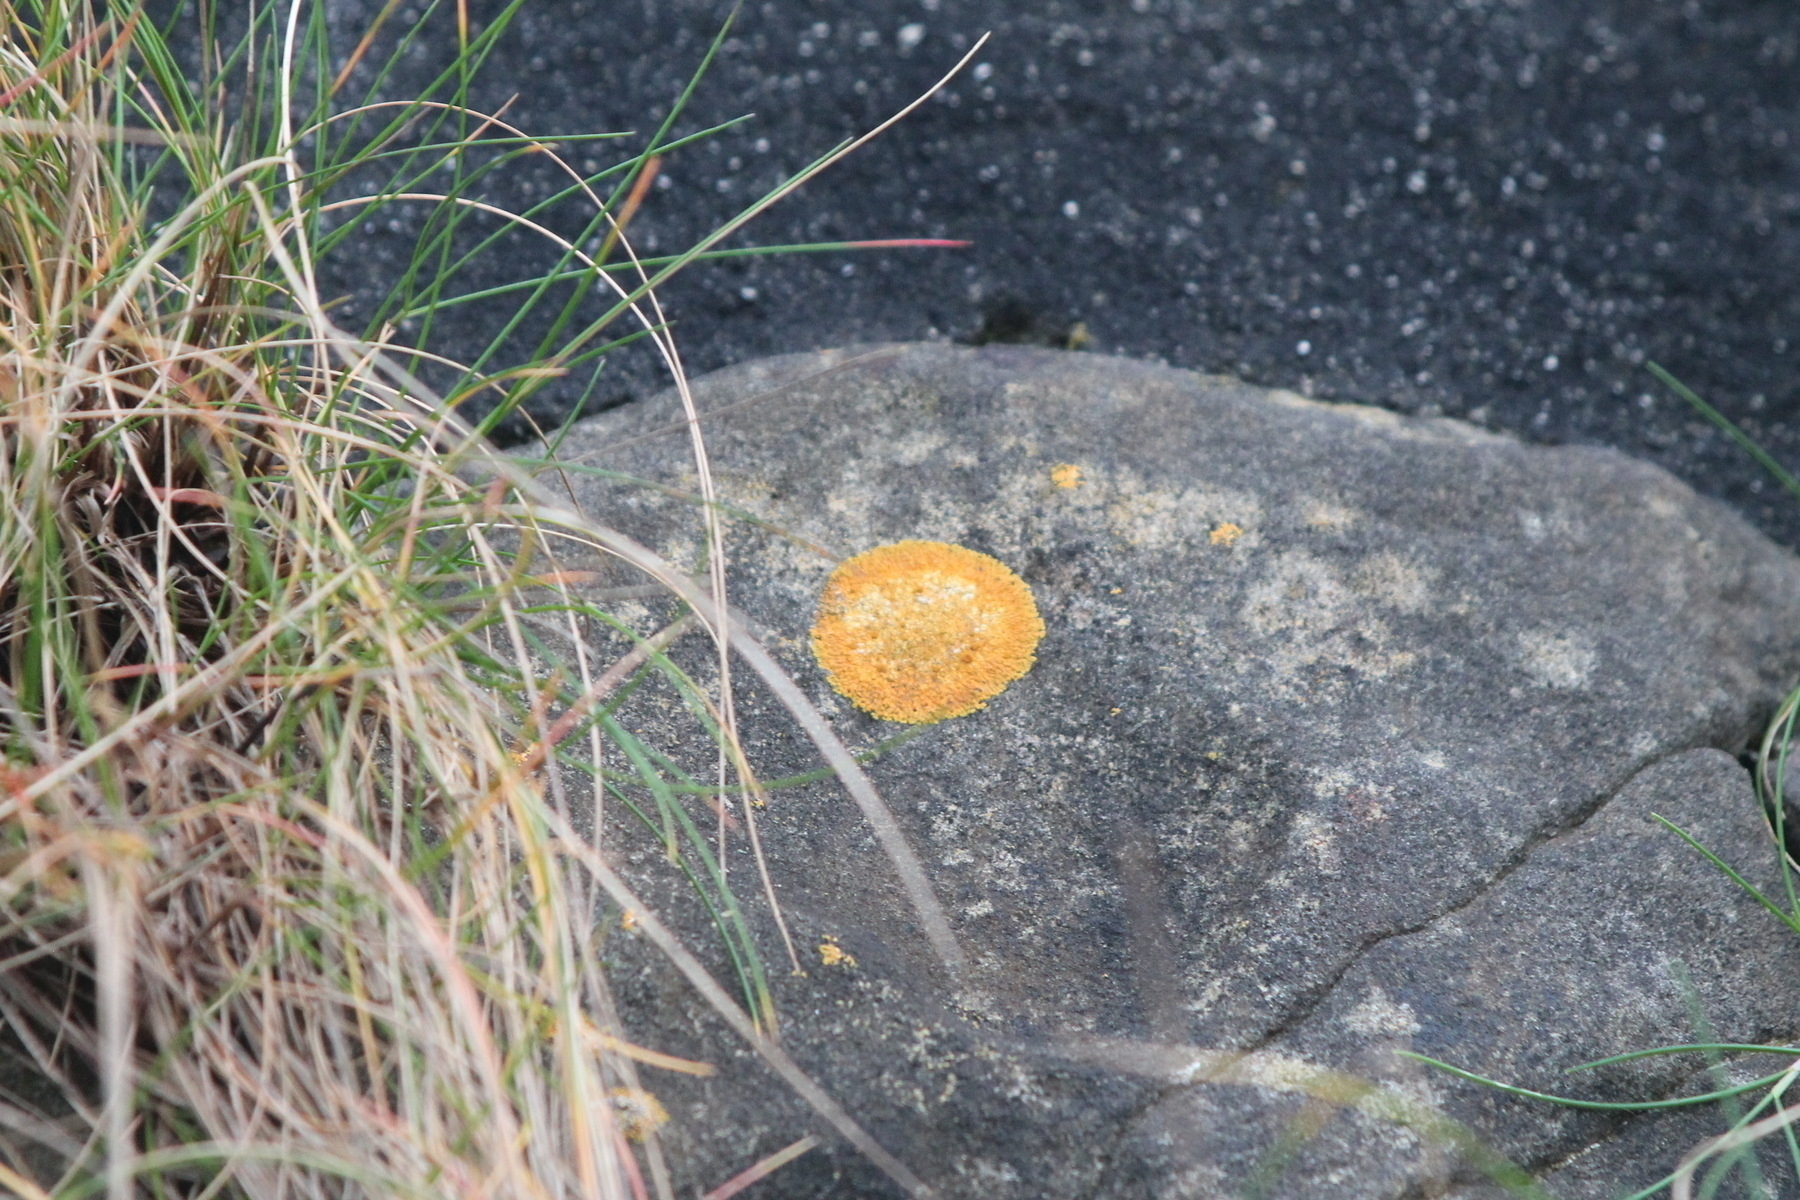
[0, 1, 974, 1196]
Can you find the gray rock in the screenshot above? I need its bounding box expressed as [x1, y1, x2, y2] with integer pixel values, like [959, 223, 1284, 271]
[1098, 749, 1800, 1198]
[543, 343, 1800, 1197]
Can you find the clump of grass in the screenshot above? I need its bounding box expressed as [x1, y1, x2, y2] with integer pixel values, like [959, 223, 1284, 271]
[0, 5, 667, 1195]
[0, 1, 977, 1196]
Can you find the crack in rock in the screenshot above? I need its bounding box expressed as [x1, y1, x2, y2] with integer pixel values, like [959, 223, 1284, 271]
[1240, 737, 1739, 1059]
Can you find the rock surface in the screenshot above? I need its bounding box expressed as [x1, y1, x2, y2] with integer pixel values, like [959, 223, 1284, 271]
[543, 343, 1800, 1198]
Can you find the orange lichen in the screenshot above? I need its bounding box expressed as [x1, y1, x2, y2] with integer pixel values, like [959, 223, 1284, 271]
[1209, 521, 1244, 546]
[810, 540, 1045, 724]
[1050, 463, 1084, 489]
[818, 934, 858, 969]
[606, 1088, 669, 1142]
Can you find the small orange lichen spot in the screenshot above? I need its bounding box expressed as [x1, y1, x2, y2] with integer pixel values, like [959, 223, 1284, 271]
[818, 934, 858, 969]
[1050, 462, 1084, 489]
[607, 1088, 669, 1142]
[619, 909, 639, 933]
[1109, 707, 1122, 716]
[1209, 522, 1245, 547]
[811, 540, 1045, 724]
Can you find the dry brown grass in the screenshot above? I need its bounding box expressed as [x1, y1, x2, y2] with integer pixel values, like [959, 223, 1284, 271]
[0, 9, 674, 1194]
[0, 2, 997, 1195]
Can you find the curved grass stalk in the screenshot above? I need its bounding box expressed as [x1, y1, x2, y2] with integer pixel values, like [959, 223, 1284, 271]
[313, 321, 971, 979]
[253, 53, 982, 976]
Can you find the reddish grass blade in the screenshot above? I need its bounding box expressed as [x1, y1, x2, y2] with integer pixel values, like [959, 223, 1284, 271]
[701, 1135, 821, 1200]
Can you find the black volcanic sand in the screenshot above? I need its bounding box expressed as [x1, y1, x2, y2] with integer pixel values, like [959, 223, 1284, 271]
[316, 0, 1800, 544]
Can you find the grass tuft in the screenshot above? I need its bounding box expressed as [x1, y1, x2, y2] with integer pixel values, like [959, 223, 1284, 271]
[0, 0, 976, 1196]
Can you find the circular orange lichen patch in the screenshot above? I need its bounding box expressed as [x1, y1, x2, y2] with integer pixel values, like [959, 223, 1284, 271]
[811, 540, 1045, 724]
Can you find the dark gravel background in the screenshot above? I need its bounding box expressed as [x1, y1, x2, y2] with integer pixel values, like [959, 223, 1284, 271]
[321, 0, 1800, 546]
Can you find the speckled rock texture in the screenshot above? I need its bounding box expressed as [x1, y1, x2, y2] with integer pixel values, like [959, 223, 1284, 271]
[543, 343, 1800, 1198]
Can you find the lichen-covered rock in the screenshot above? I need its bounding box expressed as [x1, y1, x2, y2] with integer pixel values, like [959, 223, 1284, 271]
[544, 344, 1800, 1198]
